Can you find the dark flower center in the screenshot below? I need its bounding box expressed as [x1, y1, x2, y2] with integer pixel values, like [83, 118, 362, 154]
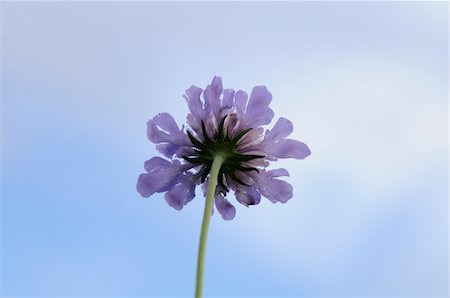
[183, 115, 264, 194]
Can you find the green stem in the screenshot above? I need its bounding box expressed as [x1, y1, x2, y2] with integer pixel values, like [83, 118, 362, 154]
[195, 154, 224, 298]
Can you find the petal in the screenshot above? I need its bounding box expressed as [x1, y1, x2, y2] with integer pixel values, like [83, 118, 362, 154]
[164, 174, 196, 210]
[267, 168, 290, 178]
[210, 76, 223, 96]
[256, 169, 293, 203]
[136, 173, 158, 197]
[265, 117, 293, 142]
[147, 113, 182, 144]
[215, 195, 236, 220]
[137, 157, 181, 197]
[184, 85, 204, 117]
[236, 126, 264, 151]
[153, 113, 179, 136]
[137, 171, 177, 197]
[235, 186, 261, 207]
[234, 90, 248, 117]
[221, 88, 235, 110]
[143, 156, 178, 172]
[246, 186, 262, 205]
[244, 86, 274, 128]
[186, 113, 202, 137]
[184, 86, 208, 136]
[257, 117, 311, 159]
[203, 76, 223, 120]
[266, 139, 311, 159]
[155, 143, 180, 158]
[147, 113, 191, 158]
[225, 113, 239, 136]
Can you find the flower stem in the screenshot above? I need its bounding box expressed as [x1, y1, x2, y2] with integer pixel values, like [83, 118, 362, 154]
[195, 154, 224, 298]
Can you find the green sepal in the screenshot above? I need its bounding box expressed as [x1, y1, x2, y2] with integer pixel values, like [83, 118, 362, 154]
[183, 156, 209, 164]
[230, 128, 252, 148]
[187, 130, 206, 150]
[185, 114, 267, 195]
[231, 153, 265, 162]
[201, 163, 212, 183]
[218, 170, 229, 193]
[235, 165, 259, 173]
[217, 115, 227, 143]
[201, 121, 213, 145]
[228, 171, 250, 186]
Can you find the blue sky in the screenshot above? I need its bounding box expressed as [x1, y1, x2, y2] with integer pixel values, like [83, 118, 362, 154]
[1, 2, 448, 297]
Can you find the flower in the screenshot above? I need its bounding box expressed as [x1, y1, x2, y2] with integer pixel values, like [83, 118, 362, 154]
[137, 76, 311, 220]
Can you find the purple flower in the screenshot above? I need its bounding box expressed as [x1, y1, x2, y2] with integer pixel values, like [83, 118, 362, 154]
[137, 76, 311, 220]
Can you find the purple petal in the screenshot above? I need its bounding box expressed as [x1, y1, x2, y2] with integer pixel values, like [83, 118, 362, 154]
[261, 139, 311, 159]
[222, 88, 235, 110]
[137, 171, 177, 198]
[147, 113, 190, 158]
[143, 156, 177, 172]
[147, 113, 182, 144]
[258, 117, 311, 159]
[184, 85, 204, 117]
[186, 113, 202, 137]
[265, 117, 293, 141]
[155, 143, 180, 158]
[266, 139, 311, 159]
[225, 113, 239, 136]
[136, 174, 157, 197]
[234, 90, 248, 117]
[214, 195, 236, 220]
[255, 169, 293, 203]
[235, 186, 261, 207]
[203, 76, 223, 120]
[164, 174, 196, 210]
[184, 85, 209, 136]
[243, 86, 274, 128]
[137, 157, 181, 197]
[267, 168, 289, 177]
[210, 76, 223, 97]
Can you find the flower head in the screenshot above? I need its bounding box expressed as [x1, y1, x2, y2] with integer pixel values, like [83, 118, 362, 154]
[137, 76, 311, 220]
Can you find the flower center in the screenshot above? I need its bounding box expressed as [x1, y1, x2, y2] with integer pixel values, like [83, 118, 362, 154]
[183, 115, 264, 194]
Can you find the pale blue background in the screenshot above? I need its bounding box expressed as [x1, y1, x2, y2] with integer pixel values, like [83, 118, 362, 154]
[1, 2, 448, 297]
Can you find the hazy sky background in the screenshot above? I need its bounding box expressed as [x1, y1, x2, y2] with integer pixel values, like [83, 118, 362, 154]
[1, 2, 448, 297]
